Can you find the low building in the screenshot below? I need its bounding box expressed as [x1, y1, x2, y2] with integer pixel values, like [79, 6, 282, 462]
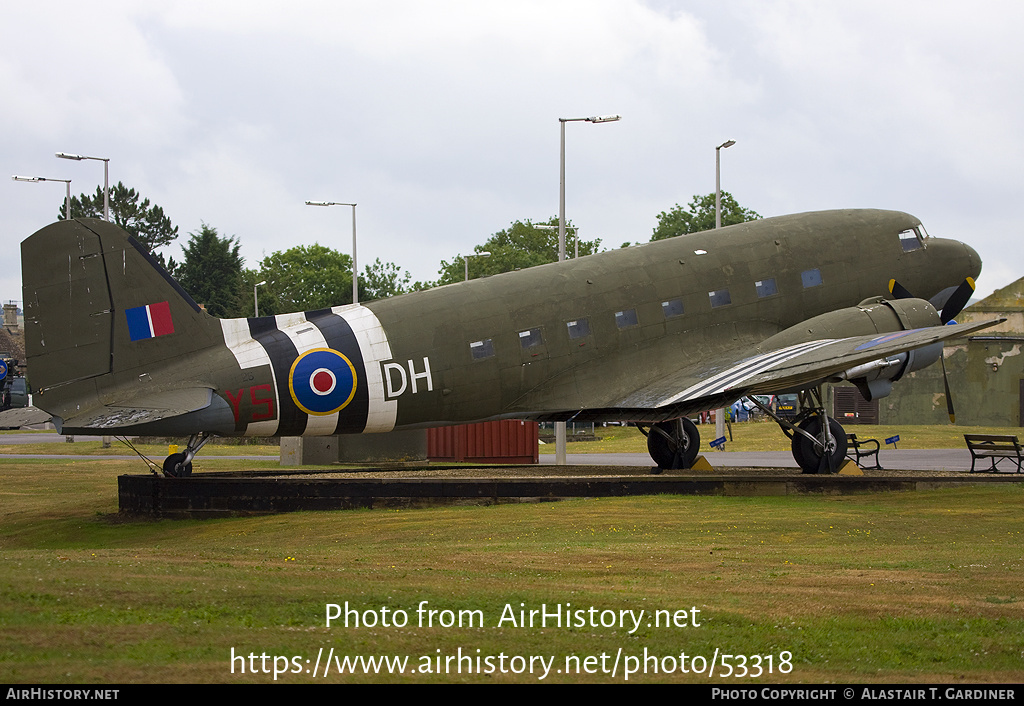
[879, 277, 1024, 426]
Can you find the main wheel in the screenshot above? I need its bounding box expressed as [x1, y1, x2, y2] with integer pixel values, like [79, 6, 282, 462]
[162, 452, 193, 478]
[647, 418, 700, 469]
[791, 417, 847, 474]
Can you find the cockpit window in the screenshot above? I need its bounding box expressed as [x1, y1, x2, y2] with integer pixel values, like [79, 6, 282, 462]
[898, 226, 927, 252]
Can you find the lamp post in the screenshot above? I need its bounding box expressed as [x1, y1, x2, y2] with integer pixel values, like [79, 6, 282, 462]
[305, 201, 358, 304]
[556, 114, 620, 465]
[559, 115, 619, 262]
[12, 176, 72, 220]
[254, 280, 267, 317]
[715, 140, 735, 229]
[714, 140, 735, 445]
[56, 152, 109, 221]
[463, 251, 491, 281]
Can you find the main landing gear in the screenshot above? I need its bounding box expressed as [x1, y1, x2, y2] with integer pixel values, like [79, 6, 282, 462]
[747, 388, 848, 474]
[161, 432, 213, 478]
[638, 417, 701, 471]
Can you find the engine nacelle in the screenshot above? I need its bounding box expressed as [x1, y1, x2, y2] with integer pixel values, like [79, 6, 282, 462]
[842, 342, 943, 401]
[759, 296, 945, 401]
[761, 296, 942, 350]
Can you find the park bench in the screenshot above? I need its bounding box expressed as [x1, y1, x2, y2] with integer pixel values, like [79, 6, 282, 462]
[846, 433, 882, 470]
[963, 434, 1024, 473]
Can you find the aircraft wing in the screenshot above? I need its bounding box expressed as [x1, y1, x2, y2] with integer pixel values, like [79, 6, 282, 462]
[614, 318, 1001, 412]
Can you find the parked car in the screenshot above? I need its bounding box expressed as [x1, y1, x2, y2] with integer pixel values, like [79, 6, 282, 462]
[9, 377, 28, 408]
[776, 393, 799, 419]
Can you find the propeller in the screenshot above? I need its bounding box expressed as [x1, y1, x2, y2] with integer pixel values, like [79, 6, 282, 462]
[887, 278, 914, 300]
[888, 277, 975, 323]
[887, 277, 976, 422]
[939, 356, 955, 423]
[938, 277, 975, 324]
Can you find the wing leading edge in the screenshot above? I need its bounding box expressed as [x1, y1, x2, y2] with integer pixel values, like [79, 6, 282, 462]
[615, 318, 1002, 413]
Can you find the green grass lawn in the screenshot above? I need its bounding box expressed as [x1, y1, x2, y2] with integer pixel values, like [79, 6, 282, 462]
[1, 456, 1022, 683]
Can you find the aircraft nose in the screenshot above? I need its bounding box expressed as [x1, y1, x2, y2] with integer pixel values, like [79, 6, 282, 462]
[962, 241, 982, 280]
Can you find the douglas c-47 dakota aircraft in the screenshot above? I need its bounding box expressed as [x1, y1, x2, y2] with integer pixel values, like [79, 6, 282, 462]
[19, 209, 997, 475]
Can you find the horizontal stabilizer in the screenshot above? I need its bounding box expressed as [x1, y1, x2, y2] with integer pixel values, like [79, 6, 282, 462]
[0, 406, 53, 429]
[59, 387, 214, 431]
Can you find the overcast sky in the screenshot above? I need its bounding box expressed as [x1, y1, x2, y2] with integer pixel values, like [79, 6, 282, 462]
[4, 1, 1022, 306]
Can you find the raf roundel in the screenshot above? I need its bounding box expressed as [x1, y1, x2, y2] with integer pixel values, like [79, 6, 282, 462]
[288, 348, 358, 416]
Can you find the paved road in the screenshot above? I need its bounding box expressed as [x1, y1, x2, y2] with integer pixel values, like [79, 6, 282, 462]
[0, 432, 115, 444]
[2, 438, 1019, 473]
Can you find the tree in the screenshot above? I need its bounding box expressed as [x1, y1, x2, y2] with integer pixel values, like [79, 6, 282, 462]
[59, 182, 179, 258]
[253, 244, 356, 315]
[651, 191, 761, 241]
[175, 224, 245, 318]
[434, 217, 602, 285]
[362, 258, 412, 301]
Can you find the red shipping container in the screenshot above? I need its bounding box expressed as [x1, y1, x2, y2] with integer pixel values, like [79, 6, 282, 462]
[427, 420, 539, 464]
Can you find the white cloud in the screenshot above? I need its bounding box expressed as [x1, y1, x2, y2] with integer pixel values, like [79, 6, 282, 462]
[2, 0, 1022, 302]
[0, 4, 187, 147]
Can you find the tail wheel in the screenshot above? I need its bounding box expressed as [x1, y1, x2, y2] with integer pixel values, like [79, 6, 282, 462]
[647, 418, 700, 469]
[162, 452, 193, 478]
[161, 432, 211, 478]
[791, 417, 847, 474]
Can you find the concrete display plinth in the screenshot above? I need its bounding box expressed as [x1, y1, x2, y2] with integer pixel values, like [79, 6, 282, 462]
[280, 430, 428, 465]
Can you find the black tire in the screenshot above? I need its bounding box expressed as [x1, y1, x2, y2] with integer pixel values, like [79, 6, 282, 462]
[791, 417, 847, 474]
[647, 418, 701, 469]
[162, 452, 193, 478]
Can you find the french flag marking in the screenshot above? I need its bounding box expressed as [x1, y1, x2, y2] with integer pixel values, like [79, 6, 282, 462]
[126, 301, 175, 341]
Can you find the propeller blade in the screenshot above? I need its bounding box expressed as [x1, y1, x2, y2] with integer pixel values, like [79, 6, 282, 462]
[888, 279, 914, 299]
[929, 285, 958, 311]
[940, 355, 955, 423]
[940, 277, 975, 324]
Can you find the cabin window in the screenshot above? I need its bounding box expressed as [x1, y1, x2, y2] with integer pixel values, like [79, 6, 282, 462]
[518, 328, 543, 349]
[615, 309, 639, 329]
[662, 299, 684, 318]
[898, 227, 925, 252]
[470, 339, 495, 360]
[801, 268, 823, 288]
[566, 319, 590, 339]
[755, 278, 778, 298]
[708, 290, 731, 308]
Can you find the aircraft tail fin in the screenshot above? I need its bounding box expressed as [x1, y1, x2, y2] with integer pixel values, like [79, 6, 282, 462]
[21, 218, 221, 401]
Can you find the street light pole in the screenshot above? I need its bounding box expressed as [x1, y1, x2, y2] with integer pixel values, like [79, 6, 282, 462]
[12, 176, 72, 220]
[254, 280, 267, 317]
[56, 153, 109, 221]
[714, 140, 735, 445]
[715, 140, 735, 230]
[559, 115, 619, 263]
[305, 201, 358, 304]
[556, 114, 620, 465]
